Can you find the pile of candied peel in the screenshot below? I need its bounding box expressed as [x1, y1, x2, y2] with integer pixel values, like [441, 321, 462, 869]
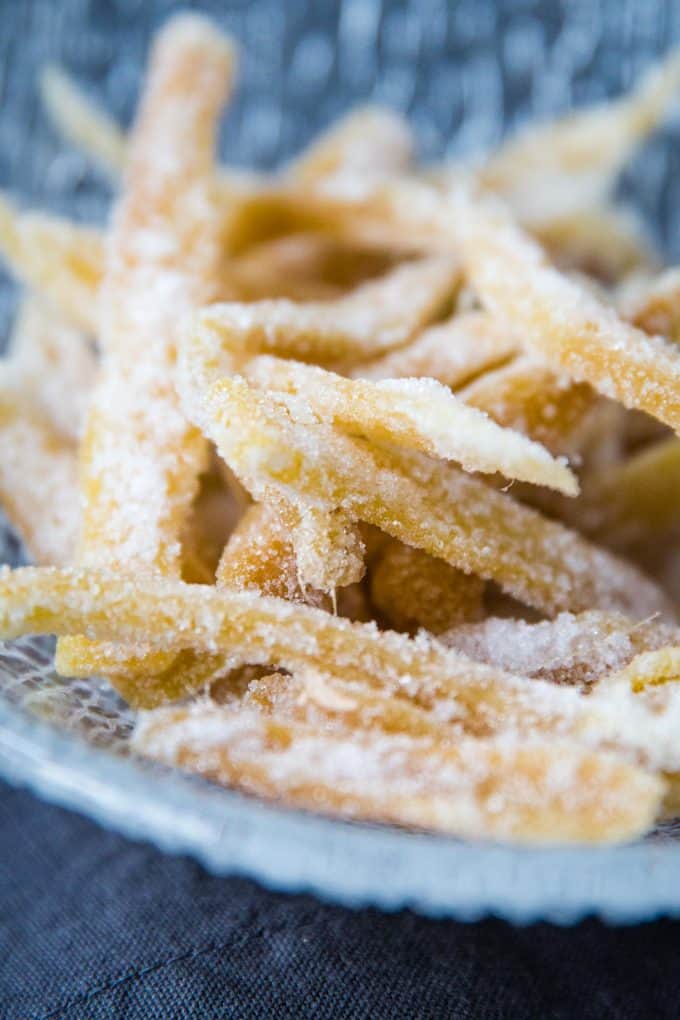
[1, 14, 680, 845]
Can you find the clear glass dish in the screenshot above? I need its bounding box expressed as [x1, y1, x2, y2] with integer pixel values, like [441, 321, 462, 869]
[1, 0, 680, 924]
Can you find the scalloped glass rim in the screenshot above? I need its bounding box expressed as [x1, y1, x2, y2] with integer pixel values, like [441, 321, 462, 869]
[3, 692, 680, 925]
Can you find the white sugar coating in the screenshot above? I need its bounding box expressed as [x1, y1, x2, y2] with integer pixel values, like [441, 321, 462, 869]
[0, 567, 590, 737]
[188, 255, 460, 374]
[446, 181, 680, 434]
[73, 18, 232, 579]
[443, 611, 680, 687]
[356, 311, 517, 388]
[291, 506, 365, 591]
[0, 399, 80, 565]
[216, 502, 329, 609]
[588, 678, 680, 773]
[620, 266, 680, 339]
[133, 702, 662, 844]
[198, 376, 670, 617]
[459, 355, 598, 456]
[308, 173, 680, 430]
[245, 356, 577, 494]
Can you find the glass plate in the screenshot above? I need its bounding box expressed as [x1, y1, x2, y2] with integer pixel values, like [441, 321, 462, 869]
[2, 0, 680, 924]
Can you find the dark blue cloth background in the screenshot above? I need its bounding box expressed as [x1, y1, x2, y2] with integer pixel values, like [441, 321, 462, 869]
[1, 780, 679, 1019]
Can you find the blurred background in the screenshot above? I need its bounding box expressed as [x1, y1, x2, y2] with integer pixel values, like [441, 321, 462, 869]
[2, 0, 680, 227]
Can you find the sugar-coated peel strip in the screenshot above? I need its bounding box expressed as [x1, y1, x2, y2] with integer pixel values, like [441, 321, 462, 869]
[0, 566, 592, 736]
[221, 107, 414, 253]
[446, 179, 680, 433]
[109, 649, 231, 710]
[534, 206, 656, 282]
[12, 564, 680, 776]
[287, 106, 414, 191]
[443, 611, 680, 689]
[225, 235, 396, 303]
[40, 65, 127, 177]
[356, 311, 518, 388]
[56, 15, 235, 681]
[0, 197, 103, 334]
[574, 437, 680, 548]
[181, 260, 463, 590]
[132, 701, 662, 845]
[286, 504, 366, 592]
[252, 667, 680, 797]
[194, 255, 460, 370]
[265, 172, 680, 432]
[619, 266, 680, 341]
[476, 50, 680, 226]
[194, 375, 670, 618]
[39, 62, 262, 203]
[369, 539, 485, 634]
[222, 182, 444, 257]
[180, 461, 243, 584]
[245, 670, 457, 740]
[245, 355, 578, 494]
[164, 501, 331, 708]
[8, 297, 97, 442]
[224, 49, 680, 254]
[459, 356, 598, 455]
[0, 395, 79, 565]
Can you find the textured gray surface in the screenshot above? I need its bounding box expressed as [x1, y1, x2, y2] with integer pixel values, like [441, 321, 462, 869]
[1, 0, 680, 922]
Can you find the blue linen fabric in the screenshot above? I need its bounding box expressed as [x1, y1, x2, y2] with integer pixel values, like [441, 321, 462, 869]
[1, 780, 680, 1020]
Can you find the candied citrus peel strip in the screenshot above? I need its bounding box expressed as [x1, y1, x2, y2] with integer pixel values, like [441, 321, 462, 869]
[287, 105, 414, 190]
[216, 502, 327, 607]
[0, 197, 104, 333]
[56, 14, 235, 681]
[535, 206, 656, 282]
[459, 355, 598, 455]
[40, 64, 127, 177]
[191, 373, 669, 617]
[245, 354, 578, 493]
[0, 298, 96, 566]
[192, 255, 460, 370]
[576, 437, 680, 547]
[356, 310, 517, 388]
[446, 179, 680, 433]
[225, 234, 396, 303]
[477, 48, 680, 226]
[132, 700, 662, 845]
[0, 565, 590, 735]
[369, 539, 485, 634]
